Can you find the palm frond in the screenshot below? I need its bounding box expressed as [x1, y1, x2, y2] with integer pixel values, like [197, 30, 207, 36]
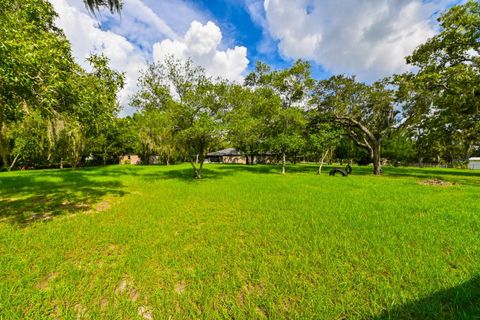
[84, 0, 122, 14]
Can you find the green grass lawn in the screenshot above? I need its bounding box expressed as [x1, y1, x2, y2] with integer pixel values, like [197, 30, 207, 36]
[1, 164, 479, 319]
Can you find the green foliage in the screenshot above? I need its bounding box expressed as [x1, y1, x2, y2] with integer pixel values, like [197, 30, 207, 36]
[10, 110, 50, 168]
[2, 0, 478, 174]
[132, 109, 178, 165]
[0, 0, 76, 168]
[0, 0, 124, 170]
[305, 112, 343, 173]
[132, 56, 227, 178]
[225, 85, 281, 162]
[382, 130, 417, 165]
[246, 60, 313, 173]
[398, 0, 480, 162]
[267, 108, 307, 157]
[314, 76, 397, 174]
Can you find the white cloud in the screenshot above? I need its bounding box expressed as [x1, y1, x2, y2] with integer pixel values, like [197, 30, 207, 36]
[153, 21, 249, 82]
[101, 0, 179, 51]
[263, 0, 454, 81]
[50, 0, 247, 114]
[50, 0, 152, 116]
[245, 0, 277, 55]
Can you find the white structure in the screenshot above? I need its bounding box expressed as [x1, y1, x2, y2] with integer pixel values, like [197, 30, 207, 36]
[468, 157, 480, 170]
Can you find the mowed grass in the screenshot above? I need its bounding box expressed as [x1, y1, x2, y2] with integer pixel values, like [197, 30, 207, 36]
[0, 164, 479, 319]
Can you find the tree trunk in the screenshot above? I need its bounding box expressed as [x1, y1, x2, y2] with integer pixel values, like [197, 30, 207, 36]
[250, 155, 254, 165]
[0, 123, 9, 170]
[246, 153, 250, 165]
[198, 158, 204, 179]
[0, 148, 8, 170]
[190, 161, 199, 178]
[372, 142, 381, 175]
[60, 158, 64, 169]
[317, 150, 329, 175]
[190, 158, 205, 179]
[9, 154, 20, 171]
[281, 152, 286, 174]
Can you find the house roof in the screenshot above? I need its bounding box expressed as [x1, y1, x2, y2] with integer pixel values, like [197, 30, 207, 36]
[469, 157, 480, 161]
[207, 148, 243, 156]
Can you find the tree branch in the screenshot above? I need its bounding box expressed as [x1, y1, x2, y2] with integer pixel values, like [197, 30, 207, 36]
[335, 116, 377, 143]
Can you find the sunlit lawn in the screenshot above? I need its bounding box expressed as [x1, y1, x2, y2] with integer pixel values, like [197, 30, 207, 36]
[0, 164, 479, 319]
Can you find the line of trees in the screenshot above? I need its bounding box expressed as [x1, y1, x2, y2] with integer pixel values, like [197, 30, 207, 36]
[1, 0, 479, 178]
[0, 0, 124, 170]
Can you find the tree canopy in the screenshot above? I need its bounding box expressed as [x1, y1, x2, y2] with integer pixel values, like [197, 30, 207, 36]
[1, 0, 479, 176]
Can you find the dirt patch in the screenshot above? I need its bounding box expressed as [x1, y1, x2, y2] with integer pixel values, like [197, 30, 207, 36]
[27, 212, 54, 223]
[419, 179, 455, 186]
[115, 278, 129, 295]
[115, 278, 141, 302]
[238, 282, 264, 306]
[255, 306, 268, 318]
[96, 201, 110, 212]
[175, 281, 187, 294]
[74, 303, 87, 319]
[99, 297, 109, 309]
[36, 272, 58, 290]
[104, 244, 123, 256]
[138, 306, 154, 320]
[129, 287, 140, 302]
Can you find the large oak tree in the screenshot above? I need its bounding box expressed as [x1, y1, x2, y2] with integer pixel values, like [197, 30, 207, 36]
[314, 76, 398, 175]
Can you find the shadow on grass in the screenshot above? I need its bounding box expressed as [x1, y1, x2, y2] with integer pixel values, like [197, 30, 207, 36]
[113, 163, 480, 185]
[213, 163, 319, 175]
[0, 170, 126, 226]
[379, 167, 480, 187]
[3, 163, 476, 226]
[372, 275, 480, 319]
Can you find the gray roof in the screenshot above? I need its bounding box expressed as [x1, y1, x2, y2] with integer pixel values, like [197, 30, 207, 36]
[207, 148, 244, 156]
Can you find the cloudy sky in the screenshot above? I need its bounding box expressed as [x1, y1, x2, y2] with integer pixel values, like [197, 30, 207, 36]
[50, 0, 462, 115]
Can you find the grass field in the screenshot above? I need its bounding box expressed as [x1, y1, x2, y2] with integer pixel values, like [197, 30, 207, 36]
[1, 164, 479, 319]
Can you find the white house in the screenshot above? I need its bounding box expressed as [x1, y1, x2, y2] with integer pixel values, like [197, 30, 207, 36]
[468, 157, 480, 170]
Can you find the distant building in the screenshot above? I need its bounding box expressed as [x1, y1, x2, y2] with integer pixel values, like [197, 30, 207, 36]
[206, 148, 276, 164]
[119, 154, 142, 165]
[468, 157, 480, 170]
[206, 148, 246, 164]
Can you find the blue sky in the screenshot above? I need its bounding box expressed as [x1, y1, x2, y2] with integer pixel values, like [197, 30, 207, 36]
[50, 0, 461, 114]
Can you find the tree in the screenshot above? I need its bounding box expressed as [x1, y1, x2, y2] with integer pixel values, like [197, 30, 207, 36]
[9, 110, 50, 170]
[382, 130, 417, 166]
[57, 117, 84, 170]
[305, 113, 342, 175]
[245, 60, 314, 174]
[54, 55, 124, 169]
[397, 0, 480, 163]
[0, 0, 77, 169]
[225, 85, 280, 164]
[176, 80, 227, 178]
[267, 108, 306, 172]
[314, 76, 398, 175]
[0, 0, 124, 170]
[133, 57, 227, 178]
[132, 109, 178, 165]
